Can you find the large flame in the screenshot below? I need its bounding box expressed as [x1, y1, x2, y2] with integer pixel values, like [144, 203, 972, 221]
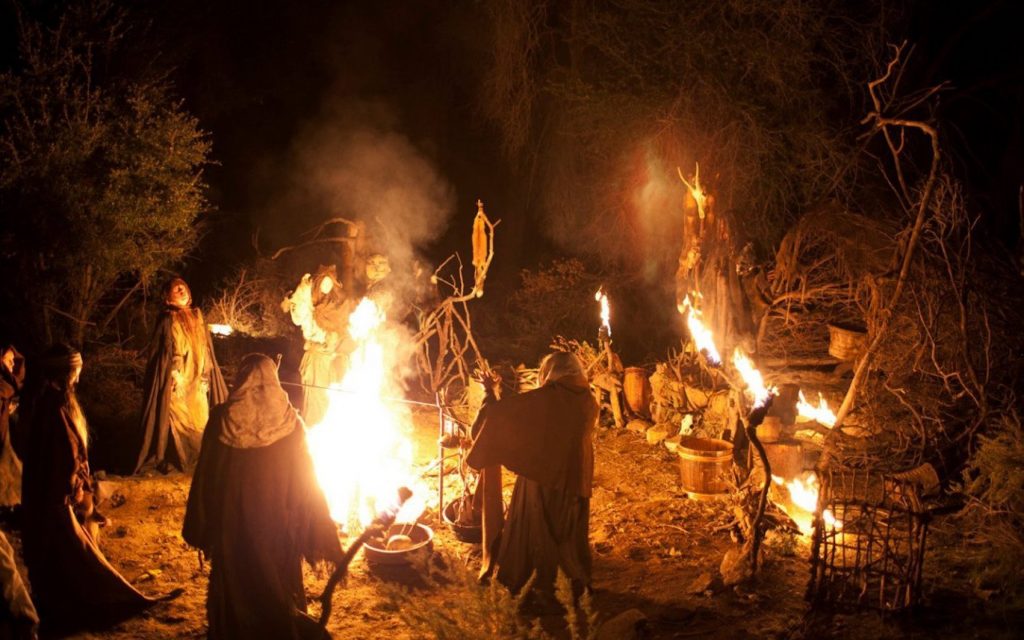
[732, 347, 775, 408]
[796, 390, 836, 427]
[772, 473, 841, 536]
[595, 288, 611, 336]
[305, 297, 417, 531]
[680, 294, 721, 365]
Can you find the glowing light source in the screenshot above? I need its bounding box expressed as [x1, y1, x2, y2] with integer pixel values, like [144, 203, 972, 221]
[595, 288, 611, 337]
[305, 297, 420, 531]
[208, 323, 233, 336]
[680, 294, 721, 365]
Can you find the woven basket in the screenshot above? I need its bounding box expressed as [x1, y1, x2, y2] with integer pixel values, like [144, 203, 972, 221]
[827, 324, 867, 361]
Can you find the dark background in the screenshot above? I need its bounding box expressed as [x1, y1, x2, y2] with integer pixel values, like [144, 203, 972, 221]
[2, 0, 1021, 357]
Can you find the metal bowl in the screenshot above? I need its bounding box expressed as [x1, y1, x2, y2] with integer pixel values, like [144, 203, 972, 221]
[443, 498, 482, 543]
[363, 523, 433, 566]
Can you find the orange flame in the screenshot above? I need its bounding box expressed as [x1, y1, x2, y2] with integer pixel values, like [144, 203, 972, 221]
[305, 297, 419, 531]
[595, 288, 611, 336]
[732, 347, 775, 408]
[796, 390, 836, 427]
[772, 472, 841, 536]
[680, 294, 721, 364]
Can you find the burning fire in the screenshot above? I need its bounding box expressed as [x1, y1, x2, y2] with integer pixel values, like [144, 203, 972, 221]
[680, 294, 721, 365]
[796, 391, 836, 427]
[732, 347, 775, 408]
[772, 473, 841, 535]
[305, 297, 421, 531]
[595, 288, 611, 336]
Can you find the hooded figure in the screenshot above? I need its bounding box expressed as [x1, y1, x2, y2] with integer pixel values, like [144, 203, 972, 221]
[183, 354, 343, 640]
[136, 277, 227, 473]
[466, 351, 598, 599]
[0, 344, 25, 508]
[20, 344, 157, 633]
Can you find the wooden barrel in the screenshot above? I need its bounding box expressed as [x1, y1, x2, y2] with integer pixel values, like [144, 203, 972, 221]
[677, 436, 733, 499]
[827, 324, 867, 361]
[622, 367, 652, 416]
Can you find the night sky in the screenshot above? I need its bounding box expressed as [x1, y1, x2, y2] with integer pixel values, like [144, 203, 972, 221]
[3, 0, 1021, 326]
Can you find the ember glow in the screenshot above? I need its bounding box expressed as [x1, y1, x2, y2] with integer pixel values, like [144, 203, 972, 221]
[732, 347, 775, 408]
[595, 287, 611, 336]
[208, 323, 233, 336]
[305, 297, 419, 531]
[772, 473, 841, 536]
[796, 390, 837, 427]
[680, 295, 721, 364]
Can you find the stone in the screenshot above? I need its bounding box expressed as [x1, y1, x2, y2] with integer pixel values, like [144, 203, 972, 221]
[687, 571, 716, 595]
[646, 423, 673, 445]
[596, 609, 648, 640]
[720, 546, 753, 587]
[627, 419, 652, 434]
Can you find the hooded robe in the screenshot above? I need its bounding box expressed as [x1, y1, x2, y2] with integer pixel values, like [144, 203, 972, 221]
[183, 354, 342, 640]
[136, 297, 228, 473]
[466, 352, 598, 595]
[21, 373, 155, 632]
[0, 346, 25, 507]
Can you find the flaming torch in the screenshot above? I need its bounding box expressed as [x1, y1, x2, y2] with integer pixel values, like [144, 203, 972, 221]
[595, 287, 611, 341]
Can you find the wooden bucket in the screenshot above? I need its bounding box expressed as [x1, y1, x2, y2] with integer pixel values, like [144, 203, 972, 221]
[677, 436, 733, 499]
[827, 324, 867, 361]
[622, 367, 651, 416]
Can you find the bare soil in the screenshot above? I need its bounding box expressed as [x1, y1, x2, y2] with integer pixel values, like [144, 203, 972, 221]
[2, 408, 1016, 639]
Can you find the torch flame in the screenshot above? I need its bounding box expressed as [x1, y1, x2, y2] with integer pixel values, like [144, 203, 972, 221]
[680, 295, 721, 365]
[796, 391, 837, 428]
[732, 347, 775, 408]
[595, 288, 611, 337]
[305, 297, 418, 531]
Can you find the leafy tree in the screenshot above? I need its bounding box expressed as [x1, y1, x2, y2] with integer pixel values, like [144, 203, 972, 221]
[0, 1, 210, 346]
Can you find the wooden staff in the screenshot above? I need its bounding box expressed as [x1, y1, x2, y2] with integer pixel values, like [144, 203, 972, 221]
[317, 486, 413, 627]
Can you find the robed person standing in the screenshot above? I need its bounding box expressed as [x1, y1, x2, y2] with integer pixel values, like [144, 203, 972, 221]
[21, 345, 157, 633]
[183, 354, 343, 640]
[283, 268, 350, 428]
[466, 351, 598, 600]
[136, 277, 227, 474]
[0, 345, 25, 509]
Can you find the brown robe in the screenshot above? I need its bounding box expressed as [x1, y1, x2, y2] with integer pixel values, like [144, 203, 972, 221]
[183, 356, 342, 640]
[21, 385, 154, 632]
[0, 348, 25, 507]
[135, 307, 228, 473]
[466, 374, 597, 594]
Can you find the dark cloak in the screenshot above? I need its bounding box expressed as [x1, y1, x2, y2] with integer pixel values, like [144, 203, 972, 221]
[135, 308, 228, 473]
[466, 374, 597, 593]
[183, 357, 342, 640]
[21, 385, 154, 632]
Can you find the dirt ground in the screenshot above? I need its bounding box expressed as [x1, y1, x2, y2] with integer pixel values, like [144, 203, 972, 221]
[2, 407, 1018, 639]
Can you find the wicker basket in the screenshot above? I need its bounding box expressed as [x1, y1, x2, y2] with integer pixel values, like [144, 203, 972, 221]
[827, 324, 867, 361]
